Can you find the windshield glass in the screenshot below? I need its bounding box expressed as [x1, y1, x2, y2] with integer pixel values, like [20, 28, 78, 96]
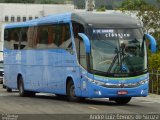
[88, 28, 147, 76]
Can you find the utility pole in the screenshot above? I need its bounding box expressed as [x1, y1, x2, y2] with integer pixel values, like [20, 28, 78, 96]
[86, 0, 95, 11]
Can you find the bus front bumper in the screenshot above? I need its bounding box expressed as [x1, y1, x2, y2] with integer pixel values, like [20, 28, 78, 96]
[87, 82, 148, 98]
[80, 78, 148, 98]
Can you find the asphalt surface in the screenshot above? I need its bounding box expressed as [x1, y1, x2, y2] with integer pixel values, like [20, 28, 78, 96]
[0, 84, 160, 120]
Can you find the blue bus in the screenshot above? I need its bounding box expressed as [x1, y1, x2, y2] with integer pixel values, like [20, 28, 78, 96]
[3, 12, 157, 104]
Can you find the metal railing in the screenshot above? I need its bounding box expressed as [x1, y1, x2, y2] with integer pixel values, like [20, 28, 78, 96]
[149, 70, 160, 95]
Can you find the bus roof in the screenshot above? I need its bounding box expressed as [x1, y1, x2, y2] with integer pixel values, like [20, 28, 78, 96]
[5, 13, 72, 29]
[71, 12, 142, 28]
[5, 12, 142, 29]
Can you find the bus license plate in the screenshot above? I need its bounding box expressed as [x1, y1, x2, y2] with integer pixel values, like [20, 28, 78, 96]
[117, 90, 128, 95]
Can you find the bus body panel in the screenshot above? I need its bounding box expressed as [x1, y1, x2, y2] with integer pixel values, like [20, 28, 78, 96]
[4, 48, 82, 95]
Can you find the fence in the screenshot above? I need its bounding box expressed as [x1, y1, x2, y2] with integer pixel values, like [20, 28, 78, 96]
[149, 70, 160, 95]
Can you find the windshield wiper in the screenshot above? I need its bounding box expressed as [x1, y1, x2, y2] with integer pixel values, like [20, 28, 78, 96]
[107, 48, 120, 73]
[100, 40, 120, 73]
[99, 40, 137, 74]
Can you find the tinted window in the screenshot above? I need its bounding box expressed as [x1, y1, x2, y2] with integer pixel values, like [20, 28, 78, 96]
[39, 26, 48, 44]
[27, 27, 38, 49]
[4, 28, 20, 50]
[73, 23, 85, 62]
[4, 24, 72, 50]
[36, 24, 71, 50]
[48, 25, 57, 48]
[20, 28, 28, 49]
[80, 39, 87, 69]
[4, 29, 10, 49]
[36, 26, 48, 49]
[58, 24, 72, 49]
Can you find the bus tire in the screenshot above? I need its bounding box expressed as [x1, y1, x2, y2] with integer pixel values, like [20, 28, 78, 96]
[114, 97, 131, 105]
[27, 91, 36, 97]
[67, 80, 80, 102]
[3, 85, 6, 89]
[18, 76, 27, 97]
[6, 87, 12, 92]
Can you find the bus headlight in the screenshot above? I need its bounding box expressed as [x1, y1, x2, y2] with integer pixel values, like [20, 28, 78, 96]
[138, 79, 148, 85]
[84, 75, 104, 85]
[84, 75, 149, 88]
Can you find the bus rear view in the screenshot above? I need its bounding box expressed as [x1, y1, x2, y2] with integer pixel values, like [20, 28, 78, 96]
[3, 12, 156, 104]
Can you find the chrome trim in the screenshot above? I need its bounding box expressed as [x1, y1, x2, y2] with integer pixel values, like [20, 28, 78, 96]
[84, 75, 148, 88]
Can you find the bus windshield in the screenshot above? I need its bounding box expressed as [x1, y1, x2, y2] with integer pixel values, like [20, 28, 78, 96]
[88, 28, 147, 76]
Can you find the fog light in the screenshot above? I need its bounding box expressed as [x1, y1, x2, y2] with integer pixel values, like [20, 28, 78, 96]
[94, 90, 101, 95]
[141, 90, 145, 95]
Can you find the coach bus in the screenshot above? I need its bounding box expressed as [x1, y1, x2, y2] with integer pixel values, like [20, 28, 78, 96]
[3, 12, 156, 104]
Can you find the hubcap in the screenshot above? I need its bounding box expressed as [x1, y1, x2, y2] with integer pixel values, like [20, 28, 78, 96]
[20, 82, 23, 94]
[70, 85, 75, 98]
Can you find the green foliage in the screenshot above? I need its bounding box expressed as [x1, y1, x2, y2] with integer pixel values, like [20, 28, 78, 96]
[148, 53, 160, 70]
[120, 0, 148, 10]
[119, 0, 160, 33]
[96, 6, 106, 12]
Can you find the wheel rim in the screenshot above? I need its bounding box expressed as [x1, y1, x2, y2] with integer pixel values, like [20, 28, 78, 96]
[19, 81, 23, 94]
[70, 85, 76, 98]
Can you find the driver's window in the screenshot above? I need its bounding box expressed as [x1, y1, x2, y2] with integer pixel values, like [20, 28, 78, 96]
[73, 22, 86, 68]
[80, 39, 87, 69]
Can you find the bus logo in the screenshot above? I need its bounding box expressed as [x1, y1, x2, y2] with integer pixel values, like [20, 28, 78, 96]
[16, 52, 21, 61]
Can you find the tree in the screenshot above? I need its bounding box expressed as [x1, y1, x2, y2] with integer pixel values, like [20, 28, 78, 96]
[120, 0, 160, 34]
[96, 5, 106, 12]
[119, 0, 160, 70]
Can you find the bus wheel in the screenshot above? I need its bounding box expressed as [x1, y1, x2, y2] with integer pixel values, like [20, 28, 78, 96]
[67, 81, 79, 102]
[6, 87, 12, 92]
[114, 97, 131, 105]
[18, 76, 27, 97]
[3, 85, 6, 89]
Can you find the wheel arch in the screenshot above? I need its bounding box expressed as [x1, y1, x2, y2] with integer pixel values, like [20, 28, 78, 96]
[66, 76, 74, 94]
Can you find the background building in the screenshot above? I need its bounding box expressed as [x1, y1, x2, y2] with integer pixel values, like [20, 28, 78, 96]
[0, 3, 75, 53]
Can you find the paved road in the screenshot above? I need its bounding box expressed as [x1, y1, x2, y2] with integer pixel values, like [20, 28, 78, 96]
[0, 84, 160, 120]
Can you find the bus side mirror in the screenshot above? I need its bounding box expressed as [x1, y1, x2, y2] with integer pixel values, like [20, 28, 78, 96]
[78, 33, 91, 54]
[144, 34, 157, 53]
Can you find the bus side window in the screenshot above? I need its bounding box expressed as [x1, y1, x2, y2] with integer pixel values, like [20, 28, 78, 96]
[55, 25, 62, 47]
[80, 38, 87, 69]
[4, 28, 19, 50]
[47, 25, 58, 49]
[20, 28, 28, 50]
[27, 27, 37, 49]
[10, 28, 20, 50]
[4, 29, 10, 49]
[73, 23, 85, 63]
[59, 24, 73, 51]
[37, 26, 48, 49]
